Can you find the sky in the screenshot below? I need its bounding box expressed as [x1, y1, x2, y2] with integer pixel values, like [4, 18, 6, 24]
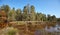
[0, 0, 60, 18]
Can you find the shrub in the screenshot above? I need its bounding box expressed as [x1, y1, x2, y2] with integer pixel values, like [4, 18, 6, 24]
[7, 27, 18, 35]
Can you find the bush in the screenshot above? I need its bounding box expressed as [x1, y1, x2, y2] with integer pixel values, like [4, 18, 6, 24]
[6, 27, 18, 35]
[8, 30, 16, 35]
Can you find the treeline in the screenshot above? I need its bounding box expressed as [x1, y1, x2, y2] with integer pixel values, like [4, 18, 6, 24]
[0, 5, 59, 22]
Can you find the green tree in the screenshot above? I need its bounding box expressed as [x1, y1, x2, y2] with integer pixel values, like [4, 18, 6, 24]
[41, 14, 46, 21]
[8, 8, 16, 21]
[36, 13, 46, 21]
[47, 14, 56, 22]
[57, 18, 60, 22]
[36, 13, 42, 21]
[22, 5, 29, 21]
[47, 14, 52, 21]
[30, 5, 36, 21]
[51, 15, 56, 21]
[15, 9, 22, 21]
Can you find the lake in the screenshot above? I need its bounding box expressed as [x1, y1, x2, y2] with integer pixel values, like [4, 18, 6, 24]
[45, 24, 60, 32]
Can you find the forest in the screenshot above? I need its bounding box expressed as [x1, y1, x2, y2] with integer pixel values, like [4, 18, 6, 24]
[0, 5, 60, 22]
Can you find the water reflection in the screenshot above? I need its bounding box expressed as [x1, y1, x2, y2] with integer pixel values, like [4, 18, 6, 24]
[45, 24, 60, 32]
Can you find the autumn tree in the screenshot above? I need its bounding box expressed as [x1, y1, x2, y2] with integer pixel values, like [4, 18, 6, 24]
[1, 5, 10, 17]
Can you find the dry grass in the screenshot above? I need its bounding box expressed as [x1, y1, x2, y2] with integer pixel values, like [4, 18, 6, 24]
[0, 27, 19, 35]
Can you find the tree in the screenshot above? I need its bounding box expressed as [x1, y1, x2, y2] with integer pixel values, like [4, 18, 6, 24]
[1, 5, 10, 17]
[22, 5, 29, 21]
[0, 5, 10, 23]
[15, 9, 22, 21]
[8, 10, 13, 21]
[36, 13, 42, 21]
[47, 14, 56, 22]
[30, 5, 36, 21]
[42, 14, 46, 21]
[36, 13, 46, 21]
[47, 14, 52, 21]
[8, 8, 16, 21]
[51, 15, 56, 21]
[57, 18, 60, 22]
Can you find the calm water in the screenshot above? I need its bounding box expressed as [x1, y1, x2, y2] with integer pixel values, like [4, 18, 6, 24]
[45, 24, 60, 32]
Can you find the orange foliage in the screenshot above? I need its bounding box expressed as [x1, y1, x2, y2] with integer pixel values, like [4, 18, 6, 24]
[0, 10, 8, 29]
[0, 10, 6, 17]
[0, 23, 8, 29]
